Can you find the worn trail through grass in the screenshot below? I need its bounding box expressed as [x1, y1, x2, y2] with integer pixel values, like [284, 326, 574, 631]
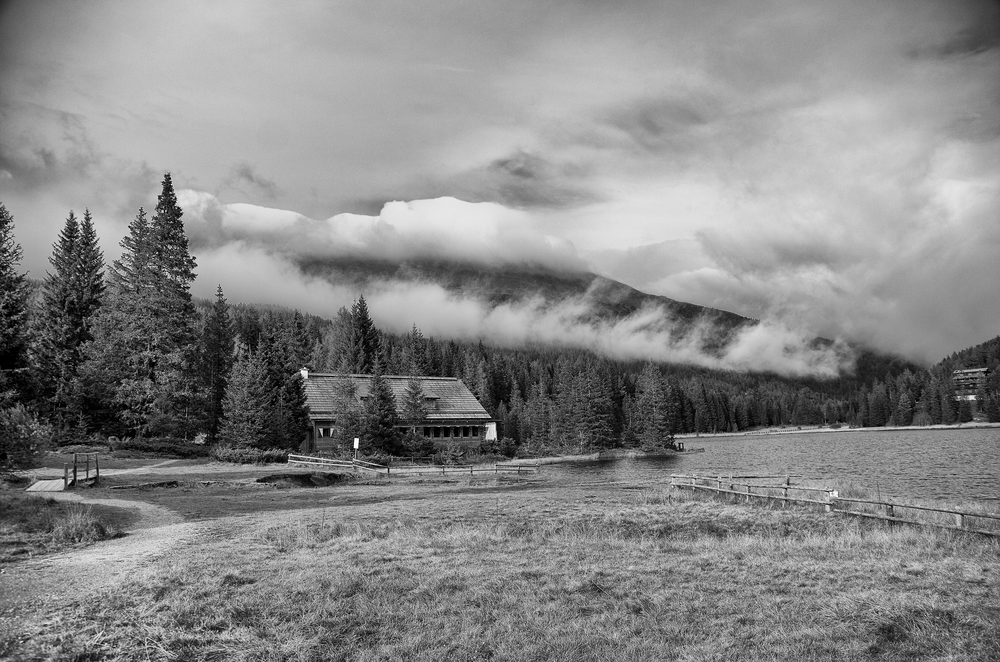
[4, 475, 1000, 661]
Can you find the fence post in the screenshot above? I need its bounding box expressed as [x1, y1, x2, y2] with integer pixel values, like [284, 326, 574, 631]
[95, 455, 100, 482]
[63, 464, 69, 490]
[825, 490, 838, 513]
[886, 504, 894, 519]
[954, 513, 964, 528]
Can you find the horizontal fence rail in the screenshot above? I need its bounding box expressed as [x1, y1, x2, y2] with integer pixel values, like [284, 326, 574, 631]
[670, 474, 836, 508]
[670, 474, 1000, 537]
[287, 454, 538, 476]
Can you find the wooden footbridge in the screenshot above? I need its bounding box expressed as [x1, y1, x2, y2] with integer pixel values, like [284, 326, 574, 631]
[26, 453, 100, 492]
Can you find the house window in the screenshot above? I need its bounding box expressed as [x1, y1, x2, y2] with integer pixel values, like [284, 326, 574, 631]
[472, 426, 480, 437]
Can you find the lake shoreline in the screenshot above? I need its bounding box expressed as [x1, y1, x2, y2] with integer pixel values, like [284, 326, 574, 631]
[675, 421, 1000, 440]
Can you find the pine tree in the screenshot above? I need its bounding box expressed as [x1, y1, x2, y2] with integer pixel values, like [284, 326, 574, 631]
[348, 295, 380, 374]
[633, 363, 676, 448]
[361, 357, 399, 455]
[258, 323, 310, 450]
[401, 324, 428, 375]
[83, 174, 203, 438]
[148, 173, 201, 437]
[32, 211, 81, 415]
[0, 203, 29, 399]
[201, 285, 234, 443]
[32, 210, 105, 430]
[401, 375, 427, 429]
[218, 347, 270, 449]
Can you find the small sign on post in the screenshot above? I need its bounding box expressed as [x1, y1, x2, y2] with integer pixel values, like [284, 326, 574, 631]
[354, 437, 359, 460]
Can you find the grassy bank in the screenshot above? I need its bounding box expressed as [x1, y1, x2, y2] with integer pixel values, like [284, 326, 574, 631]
[10, 486, 1000, 661]
[0, 493, 124, 564]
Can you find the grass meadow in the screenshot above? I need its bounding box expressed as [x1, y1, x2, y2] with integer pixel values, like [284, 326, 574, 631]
[0, 492, 123, 564]
[10, 482, 1000, 661]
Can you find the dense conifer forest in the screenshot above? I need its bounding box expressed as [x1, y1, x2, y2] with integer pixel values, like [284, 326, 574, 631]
[1, 178, 998, 468]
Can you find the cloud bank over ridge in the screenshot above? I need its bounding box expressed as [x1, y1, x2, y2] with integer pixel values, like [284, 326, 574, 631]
[185, 192, 852, 378]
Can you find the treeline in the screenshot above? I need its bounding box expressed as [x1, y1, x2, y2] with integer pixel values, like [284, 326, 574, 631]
[0, 176, 316, 467]
[3, 179, 998, 469]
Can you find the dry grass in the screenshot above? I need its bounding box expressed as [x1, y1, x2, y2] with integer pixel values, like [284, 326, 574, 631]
[0, 493, 123, 564]
[10, 485, 1000, 661]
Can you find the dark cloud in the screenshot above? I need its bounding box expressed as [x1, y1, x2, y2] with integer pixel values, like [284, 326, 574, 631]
[910, 22, 1000, 58]
[423, 150, 601, 210]
[604, 96, 715, 154]
[218, 162, 280, 200]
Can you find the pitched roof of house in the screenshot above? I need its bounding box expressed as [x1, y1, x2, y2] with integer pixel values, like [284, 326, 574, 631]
[302, 373, 492, 423]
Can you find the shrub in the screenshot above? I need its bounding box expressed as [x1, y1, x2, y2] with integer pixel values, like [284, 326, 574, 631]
[106, 436, 212, 458]
[433, 442, 467, 466]
[49, 506, 119, 544]
[0, 404, 53, 473]
[401, 429, 435, 458]
[478, 436, 517, 458]
[211, 446, 288, 464]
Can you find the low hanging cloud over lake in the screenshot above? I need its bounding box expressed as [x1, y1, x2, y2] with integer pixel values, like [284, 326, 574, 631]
[1, 0, 998, 367]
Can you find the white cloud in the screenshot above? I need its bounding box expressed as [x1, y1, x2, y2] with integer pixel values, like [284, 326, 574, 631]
[193, 240, 849, 377]
[182, 191, 586, 271]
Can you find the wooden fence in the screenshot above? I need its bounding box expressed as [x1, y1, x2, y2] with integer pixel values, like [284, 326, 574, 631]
[670, 474, 836, 510]
[670, 474, 1000, 537]
[287, 454, 538, 476]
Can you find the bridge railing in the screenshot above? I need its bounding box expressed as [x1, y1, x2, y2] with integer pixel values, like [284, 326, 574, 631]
[64, 452, 100, 489]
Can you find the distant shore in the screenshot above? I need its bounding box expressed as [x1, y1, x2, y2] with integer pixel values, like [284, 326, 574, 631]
[508, 422, 1000, 465]
[511, 447, 685, 465]
[676, 421, 1000, 440]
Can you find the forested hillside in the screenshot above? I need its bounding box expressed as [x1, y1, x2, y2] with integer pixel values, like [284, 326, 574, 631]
[2, 181, 997, 469]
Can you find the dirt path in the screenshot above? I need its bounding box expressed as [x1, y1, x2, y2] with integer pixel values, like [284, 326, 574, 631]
[0, 492, 217, 648]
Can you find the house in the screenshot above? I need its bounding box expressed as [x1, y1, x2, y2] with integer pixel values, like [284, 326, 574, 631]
[299, 369, 495, 453]
[953, 368, 989, 401]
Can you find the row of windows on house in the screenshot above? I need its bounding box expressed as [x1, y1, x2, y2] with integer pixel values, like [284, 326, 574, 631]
[314, 426, 483, 439]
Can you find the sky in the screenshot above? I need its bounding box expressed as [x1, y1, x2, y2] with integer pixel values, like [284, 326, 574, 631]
[1, 0, 998, 369]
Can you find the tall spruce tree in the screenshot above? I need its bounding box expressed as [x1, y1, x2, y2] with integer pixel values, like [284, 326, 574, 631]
[83, 173, 203, 438]
[0, 203, 30, 400]
[258, 322, 309, 450]
[348, 295, 380, 373]
[401, 375, 427, 430]
[361, 356, 400, 455]
[218, 346, 270, 449]
[201, 285, 235, 443]
[32, 209, 105, 430]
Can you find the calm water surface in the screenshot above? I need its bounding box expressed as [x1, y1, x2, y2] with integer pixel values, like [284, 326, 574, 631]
[548, 428, 1000, 502]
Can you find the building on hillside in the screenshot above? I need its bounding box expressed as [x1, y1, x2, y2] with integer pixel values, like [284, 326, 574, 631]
[953, 368, 988, 401]
[299, 370, 495, 454]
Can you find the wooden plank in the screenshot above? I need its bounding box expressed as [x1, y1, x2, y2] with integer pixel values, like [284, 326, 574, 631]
[833, 509, 1000, 537]
[26, 479, 66, 492]
[673, 482, 830, 506]
[833, 497, 1000, 522]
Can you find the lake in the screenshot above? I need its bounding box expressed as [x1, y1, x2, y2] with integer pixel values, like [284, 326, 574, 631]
[547, 427, 1000, 502]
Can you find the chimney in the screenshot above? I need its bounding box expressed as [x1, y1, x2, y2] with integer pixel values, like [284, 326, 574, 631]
[300, 367, 309, 380]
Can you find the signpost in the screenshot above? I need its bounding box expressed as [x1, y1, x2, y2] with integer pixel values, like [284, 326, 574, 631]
[353, 437, 359, 460]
